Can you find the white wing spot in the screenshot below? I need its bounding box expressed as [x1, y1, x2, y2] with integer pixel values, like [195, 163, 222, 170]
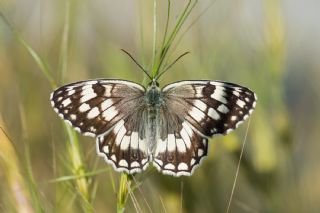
[176, 139, 186, 153]
[130, 132, 139, 149]
[226, 129, 233, 134]
[180, 128, 191, 148]
[62, 98, 71, 107]
[87, 107, 100, 119]
[210, 81, 225, 86]
[211, 86, 227, 104]
[80, 93, 97, 103]
[167, 134, 176, 152]
[208, 108, 220, 120]
[119, 160, 128, 167]
[57, 97, 63, 102]
[217, 104, 229, 114]
[231, 116, 237, 121]
[236, 99, 246, 108]
[115, 125, 126, 145]
[120, 136, 130, 151]
[164, 163, 175, 170]
[139, 138, 147, 153]
[103, 146, 109, 153]
[101, 99, 113, 111]
[189, 107, 205, 122]
[70, 114, 77, 120]
[178, 163, 188, 170]
[111, 155, 116, 162]
[67, 89, 75, 96]
[79, 103, 90, 112]
[193, 100, 207, 111]
[233, 90, 240, 97]
[102, 106, 118, 121]
[191, 158, 196, 166]
[211, 93, 227, 104]
[103, 86, 112, 96]
[198, 149, 204, 156]
[131, 161, 140, 168]
[80, 85, 94, 96]
[245, 97, 250, 102]
[155, 139, 167, 155]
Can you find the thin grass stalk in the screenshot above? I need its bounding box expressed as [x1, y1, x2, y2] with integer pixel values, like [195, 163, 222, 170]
[117, 173, 133, 213]
[58, 0, 70, 83]
[151, 0, 157, 72]
[0, 121, 34, 213]
[151, 0, 198, 77]
[1, 5, 93, 212]
[58, 2, 93, 209]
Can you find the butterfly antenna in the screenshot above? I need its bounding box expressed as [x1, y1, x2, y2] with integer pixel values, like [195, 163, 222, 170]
[155, 51, 190, 81]
[121, 49, 152, 80]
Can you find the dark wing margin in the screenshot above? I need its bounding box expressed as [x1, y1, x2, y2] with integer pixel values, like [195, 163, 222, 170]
[152, 80, 257, 176]
[50, 79, 150, 174]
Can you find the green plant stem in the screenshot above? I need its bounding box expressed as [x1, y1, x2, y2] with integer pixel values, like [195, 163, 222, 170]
[151, 0, 197, 78]
[151, 0, 157, 73]
[117, 173, 132, 213]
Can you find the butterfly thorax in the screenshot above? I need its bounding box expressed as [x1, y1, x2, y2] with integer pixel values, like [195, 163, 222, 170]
[145, 83, 163, 108]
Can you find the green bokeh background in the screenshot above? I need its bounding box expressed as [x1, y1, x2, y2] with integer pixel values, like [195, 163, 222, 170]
[1, 0, 319, 212]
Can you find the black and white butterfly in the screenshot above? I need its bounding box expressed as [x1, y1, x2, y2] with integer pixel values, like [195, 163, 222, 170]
[50, 78, 257, 176]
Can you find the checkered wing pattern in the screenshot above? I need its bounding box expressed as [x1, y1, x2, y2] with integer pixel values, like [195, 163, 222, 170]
[152, 80, 257, 176]
[50, 79, 149, 173]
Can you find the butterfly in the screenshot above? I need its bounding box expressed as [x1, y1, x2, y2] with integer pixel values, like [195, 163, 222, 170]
[50, 78, 257, 176]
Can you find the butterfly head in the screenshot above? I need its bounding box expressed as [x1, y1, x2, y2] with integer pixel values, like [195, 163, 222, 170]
[148, 78, 159, 87]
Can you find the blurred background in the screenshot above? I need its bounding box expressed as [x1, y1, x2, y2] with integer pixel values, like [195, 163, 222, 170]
[0, 0, 320, 212]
